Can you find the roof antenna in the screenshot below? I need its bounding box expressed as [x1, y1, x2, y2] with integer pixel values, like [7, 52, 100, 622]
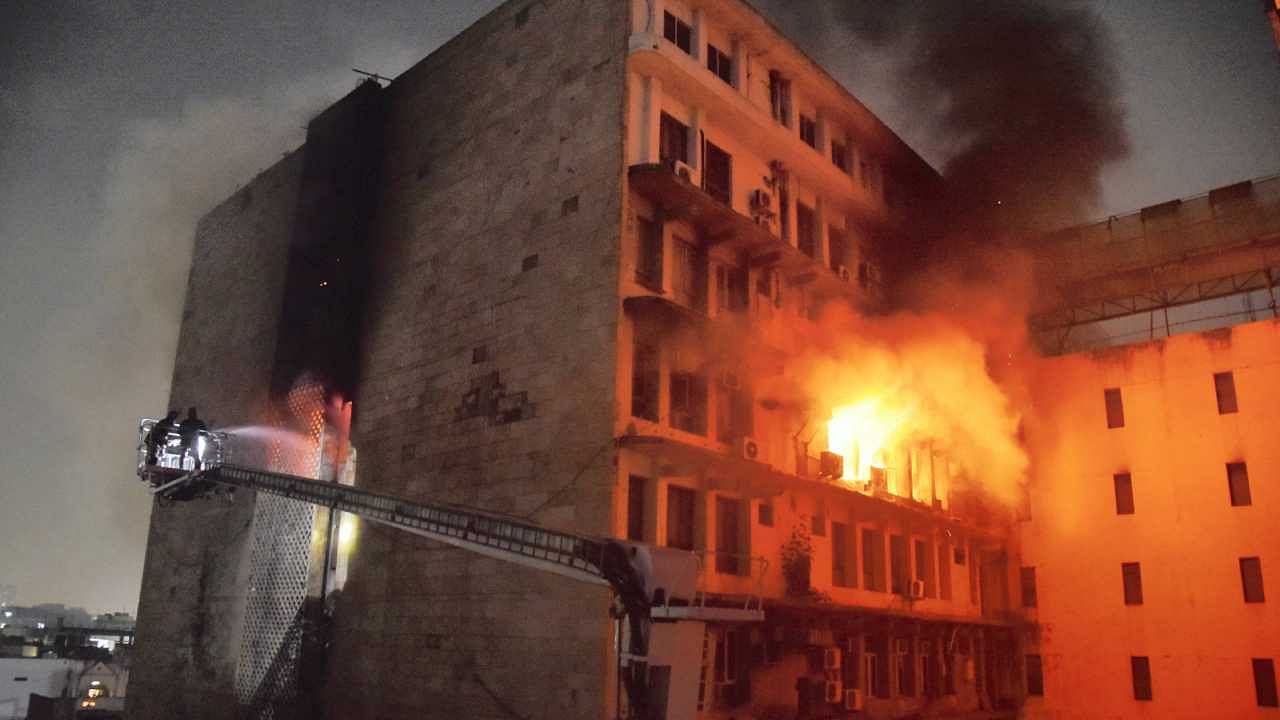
[352, 68, 391, 86]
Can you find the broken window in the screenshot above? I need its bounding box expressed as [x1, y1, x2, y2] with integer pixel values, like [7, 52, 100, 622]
[1026, 654, 1044, 696]
[627, 475, 647, 542]
[796, 202, 817, 259]
[1122, 562, 1143, 605]
[1021, 566, 1038, 608]
[1241, 556, 1265, 603]
[1131, 656, 1153, 701]
[706, 44, 733, 85]
[832, 522, 856, 588]
[1104, 388, 1125, 428]
[1214, 371, 1238, 414]
[703, 139, 732, 206]
[890, 534, 909, 595]
[716, 496, 747, 575]
[631, 341, 659, 422]
[828, 226, 847, 272]
[1228, 462, 1252, 507]
[662, 11, 692, 54]
[659, 112, 689, 166]
[799, 114, 817, 148]
[636, 217, 664, 291]
[1114, 472, 1135, 515]
[862, 528, 886, 592]
[831, 139, 850, 173]
[667, 485, 697, 550]
[768, 70, 792, 126]
[1255, 659, 1279, 707]
[670, 368, 708, 436]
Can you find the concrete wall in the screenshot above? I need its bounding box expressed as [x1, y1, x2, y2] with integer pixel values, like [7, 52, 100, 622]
[1021, 318, 1280, 719]
[127, 152, 304, 719]
[319, 0, 630, 718]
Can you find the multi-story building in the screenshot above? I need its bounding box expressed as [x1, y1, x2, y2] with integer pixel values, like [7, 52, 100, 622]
[1019, 175, 1280, 718]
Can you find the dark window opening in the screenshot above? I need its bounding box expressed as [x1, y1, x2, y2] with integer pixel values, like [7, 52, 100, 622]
[662, 11, 692, 54]
[703, 139, 732, 206]
[799, 115, 817, 148]
[891, 534, 909, 596]
[768, 71, 792, 126]
[939, 543, 953, 600]
[796, 203, 817, 259]
[811, 512, 825, 537]
[631, 342, 659, 422]
[716, 496, 746, 575]
[757, 502, 773, 527]
[1025, 654, 1044, 696]
[671, 238, 707, 311]
[1122, 562, 1143, 605]
[1131, 656, 1153, 701]
[514, 6, 530, 27]
[670, 370, 708, 436]
[659, 112, 689, 166]
[707, 44, 733, 85]
[915, 539, 935, 597]
[472, 346, 488, 364]
[561, 195, 579, 216]
[521, 254, 539, 272]
[1021, 566, 1038, 608]
[1255, 659, 1278, 707]
[627, 475, 647, 541]
[1104, 387, 1125, 429]
[828, 227, 847, 273]
[716, 265, 749, 313]
[1214, 371, 1238, 414]
[636, 217, 664, 291]
[1114, 473, 1135, 515]
[1241, 556, 1265, 603]
[831, 140, 850, 173]
[833, 522, 856, 587]
[1228, 462, 1252, 507]
[667, 485, 696, 551]
[863, 528, 886, 592]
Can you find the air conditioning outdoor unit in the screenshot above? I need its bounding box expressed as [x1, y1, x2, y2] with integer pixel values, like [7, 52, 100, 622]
[823, 647, 842, 670]
[819, 451, 844, 479]
[824, 681, 843, 704]
[751, 188, 774, 209]
[837, 265, 852, 282]
[737, 436, 761, 461]
[844, 688, 865, 711]
[672, 160, 695, 182]
[910, 579, 926, 600]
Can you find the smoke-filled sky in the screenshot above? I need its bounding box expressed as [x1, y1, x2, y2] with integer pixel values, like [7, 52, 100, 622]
[0, 1, 1277, 614]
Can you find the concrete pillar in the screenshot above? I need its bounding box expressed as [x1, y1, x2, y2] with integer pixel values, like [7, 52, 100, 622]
[816, 110, 831, 158]
[688, 105, 704, 178]
[816, 197, 831, 268]
[691, 8, 705, 61]
[641, 74, 663, 165]
[731, 36, 745, 91]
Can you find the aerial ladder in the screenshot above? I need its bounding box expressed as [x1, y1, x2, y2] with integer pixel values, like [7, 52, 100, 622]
[136, 418, 763, 720]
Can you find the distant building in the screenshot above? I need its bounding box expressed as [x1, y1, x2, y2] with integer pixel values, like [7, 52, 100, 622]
[0, 586, 15, 609]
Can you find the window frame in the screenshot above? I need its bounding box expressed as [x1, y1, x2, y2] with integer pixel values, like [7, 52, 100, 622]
[662, 11, 692, 54]
[706, 43, 733, 85]
[799, 114, 818, 148]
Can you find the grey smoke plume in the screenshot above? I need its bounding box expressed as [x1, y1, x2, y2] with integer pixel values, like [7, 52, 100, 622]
[760, 1, 1129, 245]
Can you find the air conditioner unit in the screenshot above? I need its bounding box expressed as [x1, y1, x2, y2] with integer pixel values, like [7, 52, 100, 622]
[672, 160, 695, 182]
[819, 451, 844, 479]
[737, 436, 761, 461]
[750, 188, 774, 209]
[823, 647, 842, 670]
[894, 638, 910, 655]
[869, 466, 888, 492]
[718, 370, 740, 390]
[910, 579, 926, 600]
[844, 688, 865, 711]
[837, 265, 852, 282]
[824, 680, 843, 704]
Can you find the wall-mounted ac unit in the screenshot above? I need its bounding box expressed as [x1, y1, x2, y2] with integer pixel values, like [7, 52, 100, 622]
[672, 160, 695, 183]
[837, 265, 851, 282]
[737, 436, 761, 461]
[823, 647, 842, 670]
[844, 688, 865, 711]
[819, 451, 844, 479]
[824, 681, 843, 704]
[910, 579, 926, 600]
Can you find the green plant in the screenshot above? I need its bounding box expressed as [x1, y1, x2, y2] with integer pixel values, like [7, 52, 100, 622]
[780, 516, 814, 597]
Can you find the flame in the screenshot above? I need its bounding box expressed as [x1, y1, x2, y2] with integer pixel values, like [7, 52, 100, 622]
[828, 396, 912, 481]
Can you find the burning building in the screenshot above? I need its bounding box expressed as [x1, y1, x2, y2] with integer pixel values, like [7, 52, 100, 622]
[126, 0, 1278, 719]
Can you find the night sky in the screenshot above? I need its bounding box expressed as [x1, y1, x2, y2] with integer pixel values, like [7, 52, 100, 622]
[1, 1, 1276, 614]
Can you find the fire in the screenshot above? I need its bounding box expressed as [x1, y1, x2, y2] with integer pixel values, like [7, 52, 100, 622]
[827, 397, 911, 481]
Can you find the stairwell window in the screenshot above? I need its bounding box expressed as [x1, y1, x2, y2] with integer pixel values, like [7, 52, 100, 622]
[1104, 388, 1125, 428]
[1114, 473, 1135, 514]
[1026, 654, 1044, 696]
[662, 11, 692, 55]
[1228, 462, 1252, 506]
[1241, 557, 1265, 603]
[1255, 659, 1278, 708]
[1122, 562, 1143, 605]
[1214, 371, 1238, 414]
[1131, 656, 1153, 701]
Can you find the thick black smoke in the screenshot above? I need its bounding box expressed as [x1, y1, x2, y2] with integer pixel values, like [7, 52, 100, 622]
[759, 1, 1129, 260]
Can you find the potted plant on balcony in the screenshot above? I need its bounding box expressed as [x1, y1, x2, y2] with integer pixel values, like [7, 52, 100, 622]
[780, 517, 814, 597]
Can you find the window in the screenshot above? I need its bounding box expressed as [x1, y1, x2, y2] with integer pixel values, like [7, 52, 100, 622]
[707, 44, 733, 84]
[659, 112, 689, 166]
[1214, 371, 1238, 414]
[768, 71, 792, 126]
[716, 265, 748, 314]
[715, 382, 752, 444]
[703, 140, 732, 206]
[796, 203, 817, 258]
[915, 539, 935, 597]
[636, 217, 663, 291]
[1020, 566, 1039, 608]
[811, 511, 826, 537]
[1228, 462, 1252, 506]
[831, 140, 850, 173]
[716, 496, 746, 575]
[1114, 473, 1135, 515]
[799, 115, 817, 148]
[828, 227, 847, 273]
[627, 475, 647, 541]
[1104, 388, 1125, 428]
[755, 268, 781, 308]
[670, 369, 708, 436]
[1025, 654, 1044, 696]
[1255, 659, 1278, 708]
[863, 528, 886, 591]
[1130, 656, 1153, 701]
[662, 11, 692, 54]
[1241, 557, 1265, 603]
[667, 485, 696, 550]
[891, 535, 909, 595]
[939, 543, 952, 600]
[1122, 562, 1143, 605]
[833, 522, 856, 588]
[757, 501, 773, 527]
[671, 238, 706, 310]
[631, 342, 659, 422]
